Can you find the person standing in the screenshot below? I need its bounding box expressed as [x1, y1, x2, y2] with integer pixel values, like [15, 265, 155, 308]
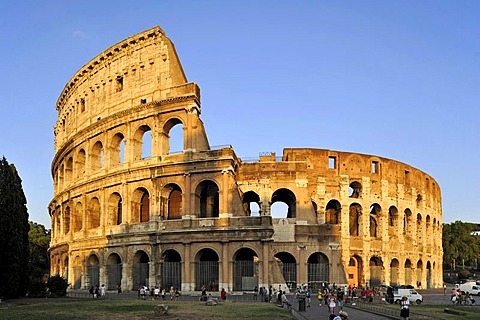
[400, 296, 410, 320]
[221, 288, 227, 301]
[100, 284, 106, 298]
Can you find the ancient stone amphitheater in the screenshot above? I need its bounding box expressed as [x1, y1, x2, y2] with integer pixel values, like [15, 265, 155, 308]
[49, 26, 443, 292]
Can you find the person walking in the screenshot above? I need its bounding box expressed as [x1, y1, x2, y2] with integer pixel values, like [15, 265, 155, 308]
[400, 296, 410, 320]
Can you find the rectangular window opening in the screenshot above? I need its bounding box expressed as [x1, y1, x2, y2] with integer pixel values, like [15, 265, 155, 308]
[328, 156, 336, 169]
[372, 161, 379, 174]
[116, 77, 124, 92]
[80, 98, 86, 112]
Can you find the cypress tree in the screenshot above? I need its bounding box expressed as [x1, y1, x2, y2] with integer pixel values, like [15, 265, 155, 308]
[0, 157, 30, 298]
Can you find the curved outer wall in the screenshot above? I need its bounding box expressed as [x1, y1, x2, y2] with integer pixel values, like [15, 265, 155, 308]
[49, 26, 442, 292]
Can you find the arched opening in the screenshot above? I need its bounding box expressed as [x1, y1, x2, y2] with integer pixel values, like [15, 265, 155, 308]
[416, 260, 423, 288]
[349, 203, 362, 236]
[347, 256, 363, 288]
[390, 259, 399, 286]
[88, 197, 100, 229]
[325, 199, 341, 224]
[242, 191, 261, 216]
[307, 252, 329, 290]
[91, 141, 104, 171]
[107, 253, 122, 290]
[196, 181, 219, 218]
[369, 257, 383, 288]
[132, 188, 150, 223]
[271, 188, 296, 218]
[349, 181, 362, 198]
[110, 133, 125, 166]
[161, 250, 182, 290]
[274, 252, 297, 291]
[63, 206, 70, 235]
[369, 204, 381, 238]
[163, 118, 184, 154]
[426, 261, 432, 289]
[233, 248, 259, 291]
[73, 202, 83, 232]
[417, 214, 423, 243]
[76, 149, 86, 178]
[404, 209, 413, 238]
[388, 206, 398, 237]
[58, 164, 64, 190]
[195, 248, 219, 291]
[65, 157, 73, 185]
[64, 256, 69, 280]
[73, 256, 82, 289]
[405, 259, 412, 286]
[133, 125, 152, 160]
[108, 193, 122, 226]
[87, 254, 100, 289]
[167, 184, 183, 220]
[133, 251, 149, 290]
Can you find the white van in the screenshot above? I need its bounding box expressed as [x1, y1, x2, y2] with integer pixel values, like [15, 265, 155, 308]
[393, 288, 423, 304]
[455, 282, 480, 295]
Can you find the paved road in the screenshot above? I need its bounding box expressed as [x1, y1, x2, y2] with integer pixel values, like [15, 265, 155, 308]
[290, 298, 396, 320]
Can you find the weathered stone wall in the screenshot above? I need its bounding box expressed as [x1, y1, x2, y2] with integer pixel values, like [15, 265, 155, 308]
[49, 26, 442, 293]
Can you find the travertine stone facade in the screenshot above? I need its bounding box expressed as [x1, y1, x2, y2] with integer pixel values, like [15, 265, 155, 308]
[49, 26, 443, 292]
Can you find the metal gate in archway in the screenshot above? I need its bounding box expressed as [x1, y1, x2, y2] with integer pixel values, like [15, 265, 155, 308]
[107, 264, 122, 290]
[195, 261, 219, 291]
[279, 262, 297, 291]
[133, 263, 149, 289]
[73, 266, 82, 289]
[233, 260, 258, 291]
[307, 263, 328, 290]
[161, 262, 181, 289]
[87, 265, 99, 288]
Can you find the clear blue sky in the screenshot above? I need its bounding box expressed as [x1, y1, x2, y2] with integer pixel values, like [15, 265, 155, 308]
[1, 1, 479, 227]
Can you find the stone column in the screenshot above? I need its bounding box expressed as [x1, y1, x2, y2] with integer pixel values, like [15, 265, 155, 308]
[183, 243, 192, 291]
[183, 173, 192, 216]
[221, 242, 229, 290]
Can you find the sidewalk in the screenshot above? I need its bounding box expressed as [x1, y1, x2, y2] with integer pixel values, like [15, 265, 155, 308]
[290, 298, 397, 320]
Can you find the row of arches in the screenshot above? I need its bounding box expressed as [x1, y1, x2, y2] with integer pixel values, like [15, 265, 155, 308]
[52, 180, 221, 236]
[54, 119, 184, 192]
[348, 256, 436, 289]
[61, 248, 438, 291]
[70, 249, 330, 292]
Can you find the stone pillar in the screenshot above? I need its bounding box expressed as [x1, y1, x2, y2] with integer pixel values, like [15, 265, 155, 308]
[262, 243, 269, 289]
[183, 243, 192, 291]
[221, 242, 229, 290]
[183, 173, 192, 216]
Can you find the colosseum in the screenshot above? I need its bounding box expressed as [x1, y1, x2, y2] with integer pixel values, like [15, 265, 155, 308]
[49, 26, 443, 293]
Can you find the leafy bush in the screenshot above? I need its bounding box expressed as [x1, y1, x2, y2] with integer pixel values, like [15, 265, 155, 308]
[46, 275, 68, 297]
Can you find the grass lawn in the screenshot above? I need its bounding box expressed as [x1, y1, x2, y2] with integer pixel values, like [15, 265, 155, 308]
[0, 298, 294, 320]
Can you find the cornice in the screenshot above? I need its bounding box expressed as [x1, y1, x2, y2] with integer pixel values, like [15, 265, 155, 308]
[55, 26, 164, 112]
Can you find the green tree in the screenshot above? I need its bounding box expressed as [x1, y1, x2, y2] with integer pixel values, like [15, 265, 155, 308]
[28, 222, 50, 296]
[443, 221, 480, 269]
[0, 157, 30, 298]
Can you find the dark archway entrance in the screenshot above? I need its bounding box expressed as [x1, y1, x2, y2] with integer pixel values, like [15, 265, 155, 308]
[195, 249, 219, 291]
[107, 253, 122, 290]
[161, 250, 182, 290]
[274, 252, 297, 292]
[233, 248, 259, 291]
[307, 252, 329, 290]
[133, 251, 149, 290]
